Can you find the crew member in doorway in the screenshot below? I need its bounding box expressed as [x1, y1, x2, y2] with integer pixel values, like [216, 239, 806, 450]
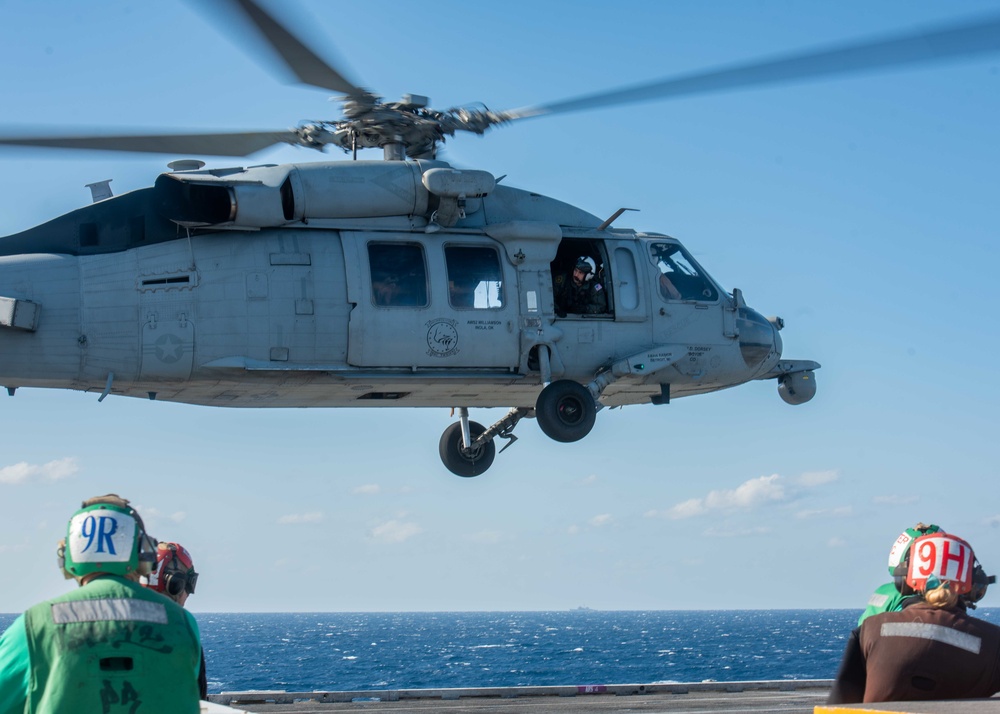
[554, 256, 608, 316]
[828, 530, 1000, 704]
[0, 494, 203, 714]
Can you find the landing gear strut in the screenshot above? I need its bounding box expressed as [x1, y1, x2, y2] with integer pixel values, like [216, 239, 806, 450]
[438, 407, 530, 477]
[438, 379, 599, 476]
[439, 419, 495, 477]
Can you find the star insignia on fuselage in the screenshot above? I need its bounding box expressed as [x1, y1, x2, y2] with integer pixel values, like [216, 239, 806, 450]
[154, 333, 183, 363]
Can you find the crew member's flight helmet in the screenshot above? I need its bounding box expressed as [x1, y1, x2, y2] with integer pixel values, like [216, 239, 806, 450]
[894, 529, 995, 606]
[574, 256, 596, 280]
[148, 541, 199, 598]
[887, 522, 942, 577]
[59, 494, 157, 579]
[905, 532, 977, 595]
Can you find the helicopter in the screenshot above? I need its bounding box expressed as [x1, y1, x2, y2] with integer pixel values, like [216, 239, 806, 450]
[1, 3, 998, 477]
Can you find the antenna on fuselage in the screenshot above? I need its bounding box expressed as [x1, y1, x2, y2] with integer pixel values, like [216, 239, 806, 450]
[597, 207, 638, 231]
[84, 180, 113, 203]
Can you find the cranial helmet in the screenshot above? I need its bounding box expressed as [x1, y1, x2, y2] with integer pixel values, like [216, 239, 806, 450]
[905, 532, 976, 595]
[893, 530, 995, 607]
[148, 541, 199, 599]
[887, 522, 942, 577]
[574, 256, 596, 280]
[60, 494, 157, 579]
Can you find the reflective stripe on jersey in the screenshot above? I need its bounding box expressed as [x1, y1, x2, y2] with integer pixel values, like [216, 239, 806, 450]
[880, 621, 982, 654]
[50, 598, 168, 624]
[867, 592, 890, 608]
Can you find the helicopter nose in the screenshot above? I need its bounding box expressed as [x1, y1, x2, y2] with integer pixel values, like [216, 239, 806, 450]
[737, 307, 781, 371]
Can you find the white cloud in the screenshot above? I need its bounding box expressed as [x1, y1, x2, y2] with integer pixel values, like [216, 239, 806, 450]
[588, 514, 613, 527]
[0, 457, 79, 485]
[277, 512, 324, 525]
[703, 526, 772, 537]
[370, 519, 422, 543]
[665, 498, 708, 520]
[579, 475, 598, 485]
[798, 470, 838, 487]
[44, 457, 79, 480]
[135, 508, 185, 530]
[828, 537, 847, 547]
[567, 525, 580, 535]
[987, 515, 1000, 528]
[795, 506, 853, 520]
[707, 475, 785, 509]
[352, 484, 381, 495]
[873, 494, 920, 505]
[667, 475, 785, 519]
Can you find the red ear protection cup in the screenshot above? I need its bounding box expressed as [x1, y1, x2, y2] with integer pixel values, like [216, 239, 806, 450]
[150, 542, 198, 597]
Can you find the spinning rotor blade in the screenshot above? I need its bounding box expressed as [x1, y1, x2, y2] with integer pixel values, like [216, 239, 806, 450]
[0, 131, 300, 157]
[503, 14, 1000, 121]
[211, 0, 365, 95]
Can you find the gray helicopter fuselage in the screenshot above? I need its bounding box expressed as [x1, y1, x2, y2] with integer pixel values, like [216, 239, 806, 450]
[0, 159, 806, 413]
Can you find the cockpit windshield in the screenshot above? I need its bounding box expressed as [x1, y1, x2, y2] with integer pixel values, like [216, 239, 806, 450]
[650, 242, 719, 302]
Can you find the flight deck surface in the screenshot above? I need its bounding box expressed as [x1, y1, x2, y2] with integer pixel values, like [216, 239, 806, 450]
[205, 681, 1000, 714]
[207, 680, 832, 713]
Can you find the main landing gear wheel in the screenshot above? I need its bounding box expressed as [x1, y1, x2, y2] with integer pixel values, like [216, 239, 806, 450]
[439, 421, 496, 477]
[535, 380, 597, 443]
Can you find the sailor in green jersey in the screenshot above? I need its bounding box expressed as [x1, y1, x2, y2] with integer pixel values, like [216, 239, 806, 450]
[0, 494, 203, 714]
[857, 523, 942, 625]
[858, 581, 911, 625]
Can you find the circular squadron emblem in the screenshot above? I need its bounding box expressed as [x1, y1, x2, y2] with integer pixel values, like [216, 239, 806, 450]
[426, 319, 459, 357]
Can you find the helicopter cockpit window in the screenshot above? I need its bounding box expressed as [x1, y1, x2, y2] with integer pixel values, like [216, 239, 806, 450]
[368, 242, 428, 307]
[445, 246, 504, 310]
[651, 242, 719, 302]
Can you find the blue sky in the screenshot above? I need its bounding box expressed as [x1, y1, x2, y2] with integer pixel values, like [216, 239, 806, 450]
[1, 1, 999, 614]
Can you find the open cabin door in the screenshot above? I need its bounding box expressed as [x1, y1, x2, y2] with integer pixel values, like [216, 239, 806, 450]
[342, 232, 520, 370]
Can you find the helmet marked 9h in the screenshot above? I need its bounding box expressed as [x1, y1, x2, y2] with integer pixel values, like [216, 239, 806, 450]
[893, 530, 995, 606]
[148, 541, 199, 598]
[60, 494, 157, 579]
[905, 532, 976, 595]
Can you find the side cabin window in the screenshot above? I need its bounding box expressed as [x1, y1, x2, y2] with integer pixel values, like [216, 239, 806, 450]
[550, 239, 613, 318]
[368, 242, 428, 307]
[651, 242, 719, 302]
[445, 246, 504, 309]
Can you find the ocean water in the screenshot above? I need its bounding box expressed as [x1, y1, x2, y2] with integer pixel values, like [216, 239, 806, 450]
[4, 609, 999, 694]
[192, 610, 854, 693]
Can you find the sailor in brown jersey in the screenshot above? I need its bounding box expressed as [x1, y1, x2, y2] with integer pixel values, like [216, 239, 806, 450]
[829, 531, 1000, 704]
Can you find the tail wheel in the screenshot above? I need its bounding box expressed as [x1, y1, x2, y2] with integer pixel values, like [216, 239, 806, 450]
[439, 421, 496, 477]
[535, 380, 597, 443]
